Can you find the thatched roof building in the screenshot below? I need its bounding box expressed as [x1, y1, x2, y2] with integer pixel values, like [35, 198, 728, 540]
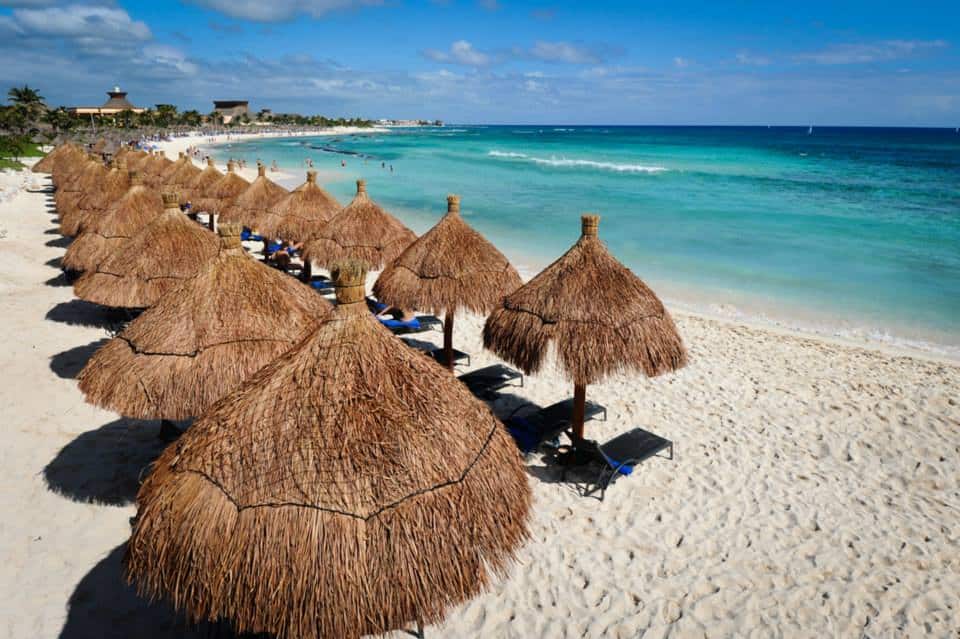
[77, 223, 331, 420]
[375, 194, 521, 370]
[61, 171, 163, 272]
[217, 163, 288, 230]
[124, 259, 531, 639]
[74, 192, 219, 308]
[256, 170, 341, 241]
[483, 214, 687, 438]
[302, 179, 416, 270]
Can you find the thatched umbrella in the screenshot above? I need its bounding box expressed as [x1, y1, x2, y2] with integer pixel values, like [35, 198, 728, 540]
[217, 163, 288, 231]
[90, 138, 107, 154]
[61, 171, 163, 273]
[142, 151, 174, 188]
[55, 155, 107, 230]
[302, 179, 416, 271]
[483, 214, 687, 439]
[49, 145, 90, 189]
[375, 195, 521, 370]
[122, 149, 151, 172]
[124, 258, 531, 639]
[70, 159, 131, 237]
[32, 142, 82, 174]
[74, 192, 220, 308]
[162, 153, 202, 203]
[77, 223, 331, 423]
[255, 170, 341, 242]
[181, 157, 222, 209]
[193, 161, 250, 231]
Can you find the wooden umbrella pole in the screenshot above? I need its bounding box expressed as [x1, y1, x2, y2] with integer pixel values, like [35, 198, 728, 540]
[443, 312, 455, 372]
[571, 383, 587, 441]
[207, 211, 215, 232]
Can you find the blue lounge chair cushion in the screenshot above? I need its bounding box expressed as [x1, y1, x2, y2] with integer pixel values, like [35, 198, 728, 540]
[240, 228, 263, 242]
[380, 317, 421, 330]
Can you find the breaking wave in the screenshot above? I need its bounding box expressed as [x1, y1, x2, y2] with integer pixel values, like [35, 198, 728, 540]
[487, 150, 667, 173]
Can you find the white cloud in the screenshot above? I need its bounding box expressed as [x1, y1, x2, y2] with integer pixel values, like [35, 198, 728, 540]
[187, 0, 382, 22]
[735, 51, 771, 66]
[673, 57, 690, 68]
[423, 40, 491, 66]
[13, 5, 151, 41]
[530, 40, 600, 64]
[795, 39, 948, 65]
[141, 44, 198, 76]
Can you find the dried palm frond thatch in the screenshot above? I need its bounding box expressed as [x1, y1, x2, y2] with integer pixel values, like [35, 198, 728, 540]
[61, 171, 163, 273]
[483, 214, 687, 438]
[122, 149, 151, 172]
[70, 159, 131, 237]
[193, 161, 250, 230]
[162, 154, 203, 202]
[302, 179, 416, 271]
[77, 223, 331, 420]
[375, 195, 521, 370]
[74, 192, 220, 308]
[50, 145, 90, 189]
[90, 138, 107, 154]
[141, 151, 174, 188]
[124, 258, 531, 639]
[55, 156, 106, 230]
[32, 142, 82, 174]
[256, 170, 341, 241]
[180, 157, 222, 207]
[217, 163, 288, 230]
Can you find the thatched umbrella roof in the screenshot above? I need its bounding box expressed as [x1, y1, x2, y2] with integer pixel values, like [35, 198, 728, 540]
[375, 194, 522, 370]
[90, 139, 107, 154]
[69, 159, 131, 237]
[61, 171, 164, 273]
[74, 192, 220, 308]
[50, 145, 90, 188]
[256, 170, 341, 241]
[122, 149, 150, 172]
[217, 163, 288, 230]
[32, 142, 82, 174]
[181, 157, 222, 206]
[193, 161, 250, 227]
[77, 223, 331, 420]
[55, 156, 106, 230]
[142, 151, 174, 188]
[124, 259, 531, 639]
[302, 179, 416, 270]
[483, 214, 687, 438]
[162, 154, 203, 202]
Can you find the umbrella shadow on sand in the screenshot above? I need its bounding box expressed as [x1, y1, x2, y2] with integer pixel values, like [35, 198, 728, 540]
[45, 299, 134, 331]
[45, 256, 62, 269]
[58, 544, 206, 639]
[50, 339, 109, 378]
[43, 418, 169, 507]
[45, 236, 72, 248]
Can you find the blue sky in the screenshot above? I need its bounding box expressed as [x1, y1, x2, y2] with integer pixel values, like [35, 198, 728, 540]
[1, 0, 958, 125]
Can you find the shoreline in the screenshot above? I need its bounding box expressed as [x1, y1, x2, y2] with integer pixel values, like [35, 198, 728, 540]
[183, 131, 960, 365]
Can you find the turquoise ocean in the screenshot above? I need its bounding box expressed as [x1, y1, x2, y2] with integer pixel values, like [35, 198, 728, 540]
[208, 126, 960, 357]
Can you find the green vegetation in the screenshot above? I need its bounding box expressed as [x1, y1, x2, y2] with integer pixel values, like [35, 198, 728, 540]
[0, 83, 377, 164]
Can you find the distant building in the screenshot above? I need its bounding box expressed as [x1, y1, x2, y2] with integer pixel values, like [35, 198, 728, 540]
[68, 86, 145, 116]
[213, 100, 250, 123]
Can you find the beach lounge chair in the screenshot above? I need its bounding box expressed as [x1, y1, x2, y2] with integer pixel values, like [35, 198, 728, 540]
[562, 428, 674, 501]
[240, 227, 263, 242]
[506, 398, 606, 454]
[458, 364, 523, 399]
[309, 278, 334, 292]
[387, 315, 442, 335]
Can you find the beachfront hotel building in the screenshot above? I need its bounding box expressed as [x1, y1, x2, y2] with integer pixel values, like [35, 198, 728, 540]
[68, 87, 145, 116]
[212, 100, 250, 123]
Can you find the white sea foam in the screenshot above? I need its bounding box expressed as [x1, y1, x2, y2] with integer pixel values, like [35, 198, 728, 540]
[487, 150, 667, 173]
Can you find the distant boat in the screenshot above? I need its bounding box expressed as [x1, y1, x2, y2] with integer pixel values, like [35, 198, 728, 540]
[807, 126, 814, 135]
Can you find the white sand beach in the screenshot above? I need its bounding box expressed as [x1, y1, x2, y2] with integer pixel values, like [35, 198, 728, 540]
[1, 161, 959, 638]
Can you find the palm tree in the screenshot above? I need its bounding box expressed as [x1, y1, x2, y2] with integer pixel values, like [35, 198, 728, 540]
[7, 85, 46, 123]
[155, 103, 178, 128]
[179, 110, 202, 127]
